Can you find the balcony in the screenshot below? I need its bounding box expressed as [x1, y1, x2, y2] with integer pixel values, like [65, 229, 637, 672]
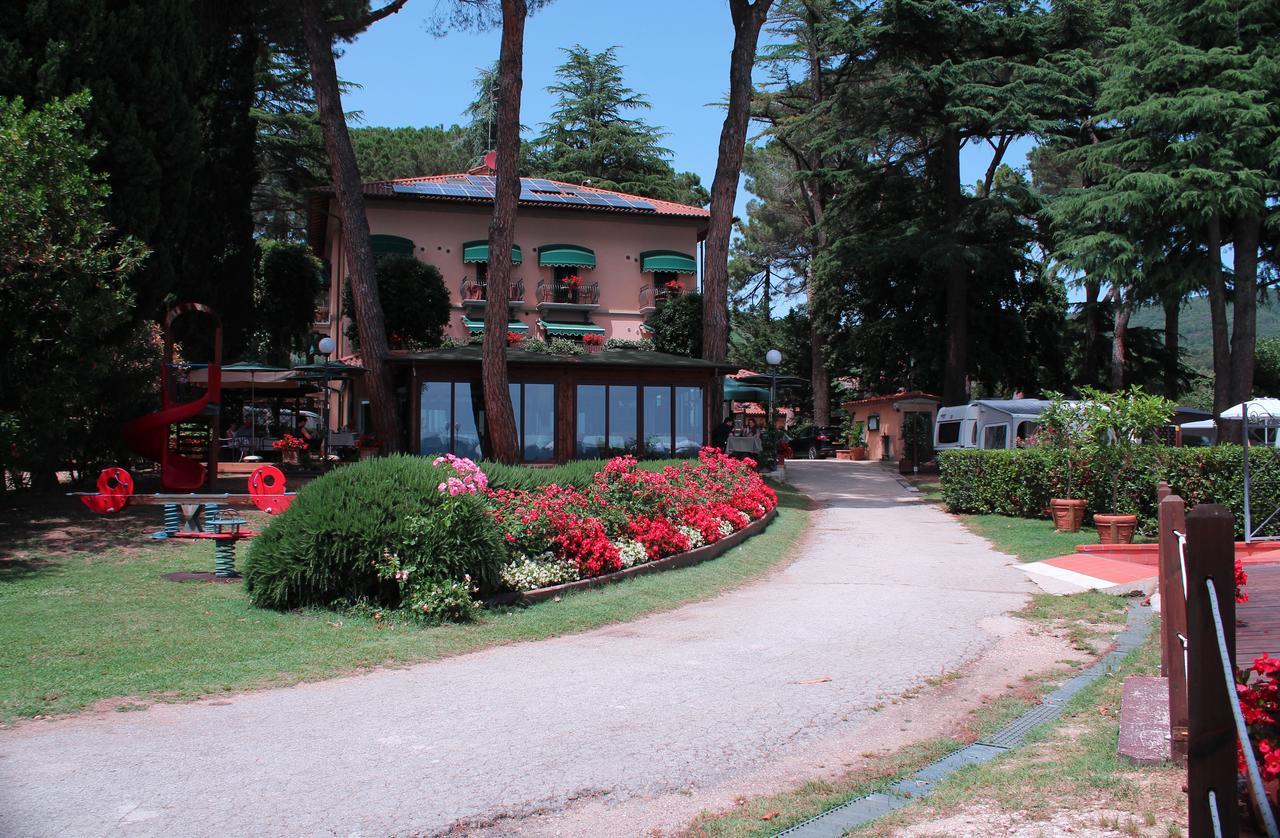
[536, 278, 600, 312]
[638, 281, 683, 314]
[460, 276, 525, 308]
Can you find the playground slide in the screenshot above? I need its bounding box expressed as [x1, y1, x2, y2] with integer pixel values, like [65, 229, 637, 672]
[122, 397, 211, 491]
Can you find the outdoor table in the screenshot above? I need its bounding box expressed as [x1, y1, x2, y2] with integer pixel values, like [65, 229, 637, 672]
[725, 436, 763, 456]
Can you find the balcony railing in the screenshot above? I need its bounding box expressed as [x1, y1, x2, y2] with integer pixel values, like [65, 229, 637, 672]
[536, 279, 600, 308]
[638, 282, 682, 313]
[460, 276, 525, 305]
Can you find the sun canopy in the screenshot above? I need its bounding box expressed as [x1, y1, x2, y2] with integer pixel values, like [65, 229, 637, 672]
[539, 320, 604, 336]
[462, 240, 522, 264]
[462, 316, 529, 333]
[723, 378, 771, 402]
[538, 244, 595, 268]
[640, 250, 697, 274]
[1221, 399, 1280, 422]
[188, 365, 300, 390]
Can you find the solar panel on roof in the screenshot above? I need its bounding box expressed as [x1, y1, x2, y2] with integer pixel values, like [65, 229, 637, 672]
[389, 174, 658, 212]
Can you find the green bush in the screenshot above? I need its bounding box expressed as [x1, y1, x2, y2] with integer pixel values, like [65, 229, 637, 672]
[939, 445, 1279, 538]
[244, 455, 504, 611]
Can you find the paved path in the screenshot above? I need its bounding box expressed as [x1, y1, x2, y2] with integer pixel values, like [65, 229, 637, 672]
[0, 461, 1036, 837]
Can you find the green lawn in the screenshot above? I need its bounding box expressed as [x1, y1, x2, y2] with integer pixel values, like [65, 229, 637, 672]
[0, 482, 808, 723]
[959, 513, 1098, 563]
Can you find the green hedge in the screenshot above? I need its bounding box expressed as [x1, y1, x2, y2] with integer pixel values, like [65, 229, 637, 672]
[244, 455, 504, 611]
[939, 445, 1280, 538]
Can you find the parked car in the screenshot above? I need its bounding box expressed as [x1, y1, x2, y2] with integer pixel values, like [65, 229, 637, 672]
[788, 425, 843, 459]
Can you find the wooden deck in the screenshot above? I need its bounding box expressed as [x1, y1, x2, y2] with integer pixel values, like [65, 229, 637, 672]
[1237, 562, 1280, 662]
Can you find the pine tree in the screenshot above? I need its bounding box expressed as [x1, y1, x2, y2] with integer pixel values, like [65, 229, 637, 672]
[530, 46, 707, 206]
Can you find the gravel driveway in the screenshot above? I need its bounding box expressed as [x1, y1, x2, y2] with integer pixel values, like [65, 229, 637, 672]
[0, 461, 1036, 837]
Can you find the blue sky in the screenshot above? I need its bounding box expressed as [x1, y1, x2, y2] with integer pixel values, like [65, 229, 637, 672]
[336, 0, 1035, 221]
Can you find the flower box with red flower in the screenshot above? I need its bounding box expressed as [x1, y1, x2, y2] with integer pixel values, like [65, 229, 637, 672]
[582, 333, 604, 351]
[506, 331, 525, 347]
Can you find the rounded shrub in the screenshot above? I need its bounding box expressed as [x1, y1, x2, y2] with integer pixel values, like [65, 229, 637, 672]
[244, 455, 505, 612]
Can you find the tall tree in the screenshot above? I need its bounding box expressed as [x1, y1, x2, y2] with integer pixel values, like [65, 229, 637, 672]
[297, 0, 409, 452]
[349, 124, 473, 180]
[703, 0, 775, 369]
[479, 0, 527, 464]
[530, 46, 707, 205]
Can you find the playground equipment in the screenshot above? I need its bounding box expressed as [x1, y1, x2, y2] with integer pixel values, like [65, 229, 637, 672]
[121, 303, 222, 491]
[73, 464, 295, 578]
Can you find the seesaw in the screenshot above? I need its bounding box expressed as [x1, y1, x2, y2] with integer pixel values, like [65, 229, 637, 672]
[71, 465, 295, 578]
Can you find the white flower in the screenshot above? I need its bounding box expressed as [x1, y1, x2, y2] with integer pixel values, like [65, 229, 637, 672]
[499, 555, 579, 591]
[718, 520, 735, 536]
[612, 538, 649, 568]
[677, 525, 705, 549]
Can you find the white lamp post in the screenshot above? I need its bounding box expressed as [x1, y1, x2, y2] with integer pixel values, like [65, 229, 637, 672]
[316, 336, 336, 460]
[765, 349, 782, 444]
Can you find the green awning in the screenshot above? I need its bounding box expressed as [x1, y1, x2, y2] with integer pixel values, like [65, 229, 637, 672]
[370, 234, 414, 257]
[462, 240, 523, 264]
[640, 250, 697, 274]
[462, 316, 529, 333]
[538, 244, 595, 268]
[539, 320, 605, 336]
[723, 378, 771, 402]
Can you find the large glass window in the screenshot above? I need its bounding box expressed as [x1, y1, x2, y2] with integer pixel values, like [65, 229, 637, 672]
[453, 382, 483, 460]
[609, 386, 638, 454]
[523, 383, 556, 462]
[420, 382, 452, 456]
[674, 386, 703, 455]
[644, 386, 672, 456]
[576, 385, 606, 458]
[982, 424, 1008, 450]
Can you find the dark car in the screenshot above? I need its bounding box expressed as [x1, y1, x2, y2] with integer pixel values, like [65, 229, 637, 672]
[788, 425, 843, 459]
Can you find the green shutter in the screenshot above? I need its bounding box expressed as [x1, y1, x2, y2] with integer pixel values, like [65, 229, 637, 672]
[537, 244, 596, 268]
[370, 234, 414, 257]
[462, 240, 522, 264]
[640, 250, 697, 274]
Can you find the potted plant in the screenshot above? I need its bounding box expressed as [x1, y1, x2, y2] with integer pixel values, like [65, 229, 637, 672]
[273, 434, 308, 466]
[582, 333, 604, 353]
[356, 433, 382, 461]
[1037, 393, 1089, 532]
[1080, 386, 1174, 544]
[841, 418, 867, 460]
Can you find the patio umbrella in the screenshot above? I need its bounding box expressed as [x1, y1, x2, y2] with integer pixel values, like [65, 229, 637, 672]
[222, 361, 287, 453]
[289, 360, 367, 379]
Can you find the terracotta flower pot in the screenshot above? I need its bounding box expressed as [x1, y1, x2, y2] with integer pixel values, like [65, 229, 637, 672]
[1049, 498, 1086, 532]
[850, 446, 868, 461]
[1095, 513, 1139, 545]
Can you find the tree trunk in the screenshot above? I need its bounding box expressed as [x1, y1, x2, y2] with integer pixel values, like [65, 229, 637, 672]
[811, 321, 830, 425]
[1110, 285, 1133, 391]
[480, 0, 525, 464]
[803, 8, 829, 427]
[299, 0, 400, 452]
[702, 0, 774, 364]
[1082, 276, 1102, 387]
[1230, 214, 1260, 404]
[1204, 215, 1231, 416]
[1163, 293, 1181, 399]
[940, 127, 968, 406]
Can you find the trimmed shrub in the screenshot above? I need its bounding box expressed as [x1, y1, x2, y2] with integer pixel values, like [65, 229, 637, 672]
[939, 445, 1280, 538]
[244, 455, 504, 611]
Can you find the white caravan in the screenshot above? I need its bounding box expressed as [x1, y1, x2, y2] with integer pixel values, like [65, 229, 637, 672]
[932, 399, 1053, 451]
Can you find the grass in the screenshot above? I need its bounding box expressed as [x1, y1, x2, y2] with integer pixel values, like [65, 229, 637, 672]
[0, 481, 809, 724]
[960, 513, 1099, 563]
[854, 619, 1186, 836]
[1021, 589, 1130, 653]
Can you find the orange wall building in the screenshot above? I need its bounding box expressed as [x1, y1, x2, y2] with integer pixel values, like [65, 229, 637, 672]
[841, 392, 941, 463]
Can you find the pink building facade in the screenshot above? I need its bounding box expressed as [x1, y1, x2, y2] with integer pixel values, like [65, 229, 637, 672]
[306, 168, 727, 463]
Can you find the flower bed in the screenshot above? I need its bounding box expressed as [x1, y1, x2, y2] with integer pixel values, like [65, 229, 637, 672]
[246, 449, 779, 623]
[484, 448, 777, 593]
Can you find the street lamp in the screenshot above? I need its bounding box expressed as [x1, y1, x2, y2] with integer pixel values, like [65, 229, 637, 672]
[317, 336, 336, 356]
[765, 349, 782, 441]
[316, 335, 336, 461]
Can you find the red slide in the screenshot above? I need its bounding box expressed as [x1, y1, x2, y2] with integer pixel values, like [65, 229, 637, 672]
[122, 397, 212, 491]
[122, 303, 222, 491]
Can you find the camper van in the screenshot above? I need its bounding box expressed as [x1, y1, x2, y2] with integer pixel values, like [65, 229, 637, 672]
[933, 399, 1052, 451]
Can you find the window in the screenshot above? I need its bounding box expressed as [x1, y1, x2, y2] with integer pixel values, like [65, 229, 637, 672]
[420, 382, 452, 456]
[867, 414, 880, 431]
[576, 385, 606, 458]
[1016, 421, 1039, 444]
[553, 265, 583, 303]
[575, 383, 704, 460]
[675, 386, 703, 454]
[982, 424, 1008, 449]
[654, 271, 683, 302]
[644, 386, 672, 455]
[936, 421, 961, 445]
[609, 386, 638, 454]
[522, 383, 556, 462]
